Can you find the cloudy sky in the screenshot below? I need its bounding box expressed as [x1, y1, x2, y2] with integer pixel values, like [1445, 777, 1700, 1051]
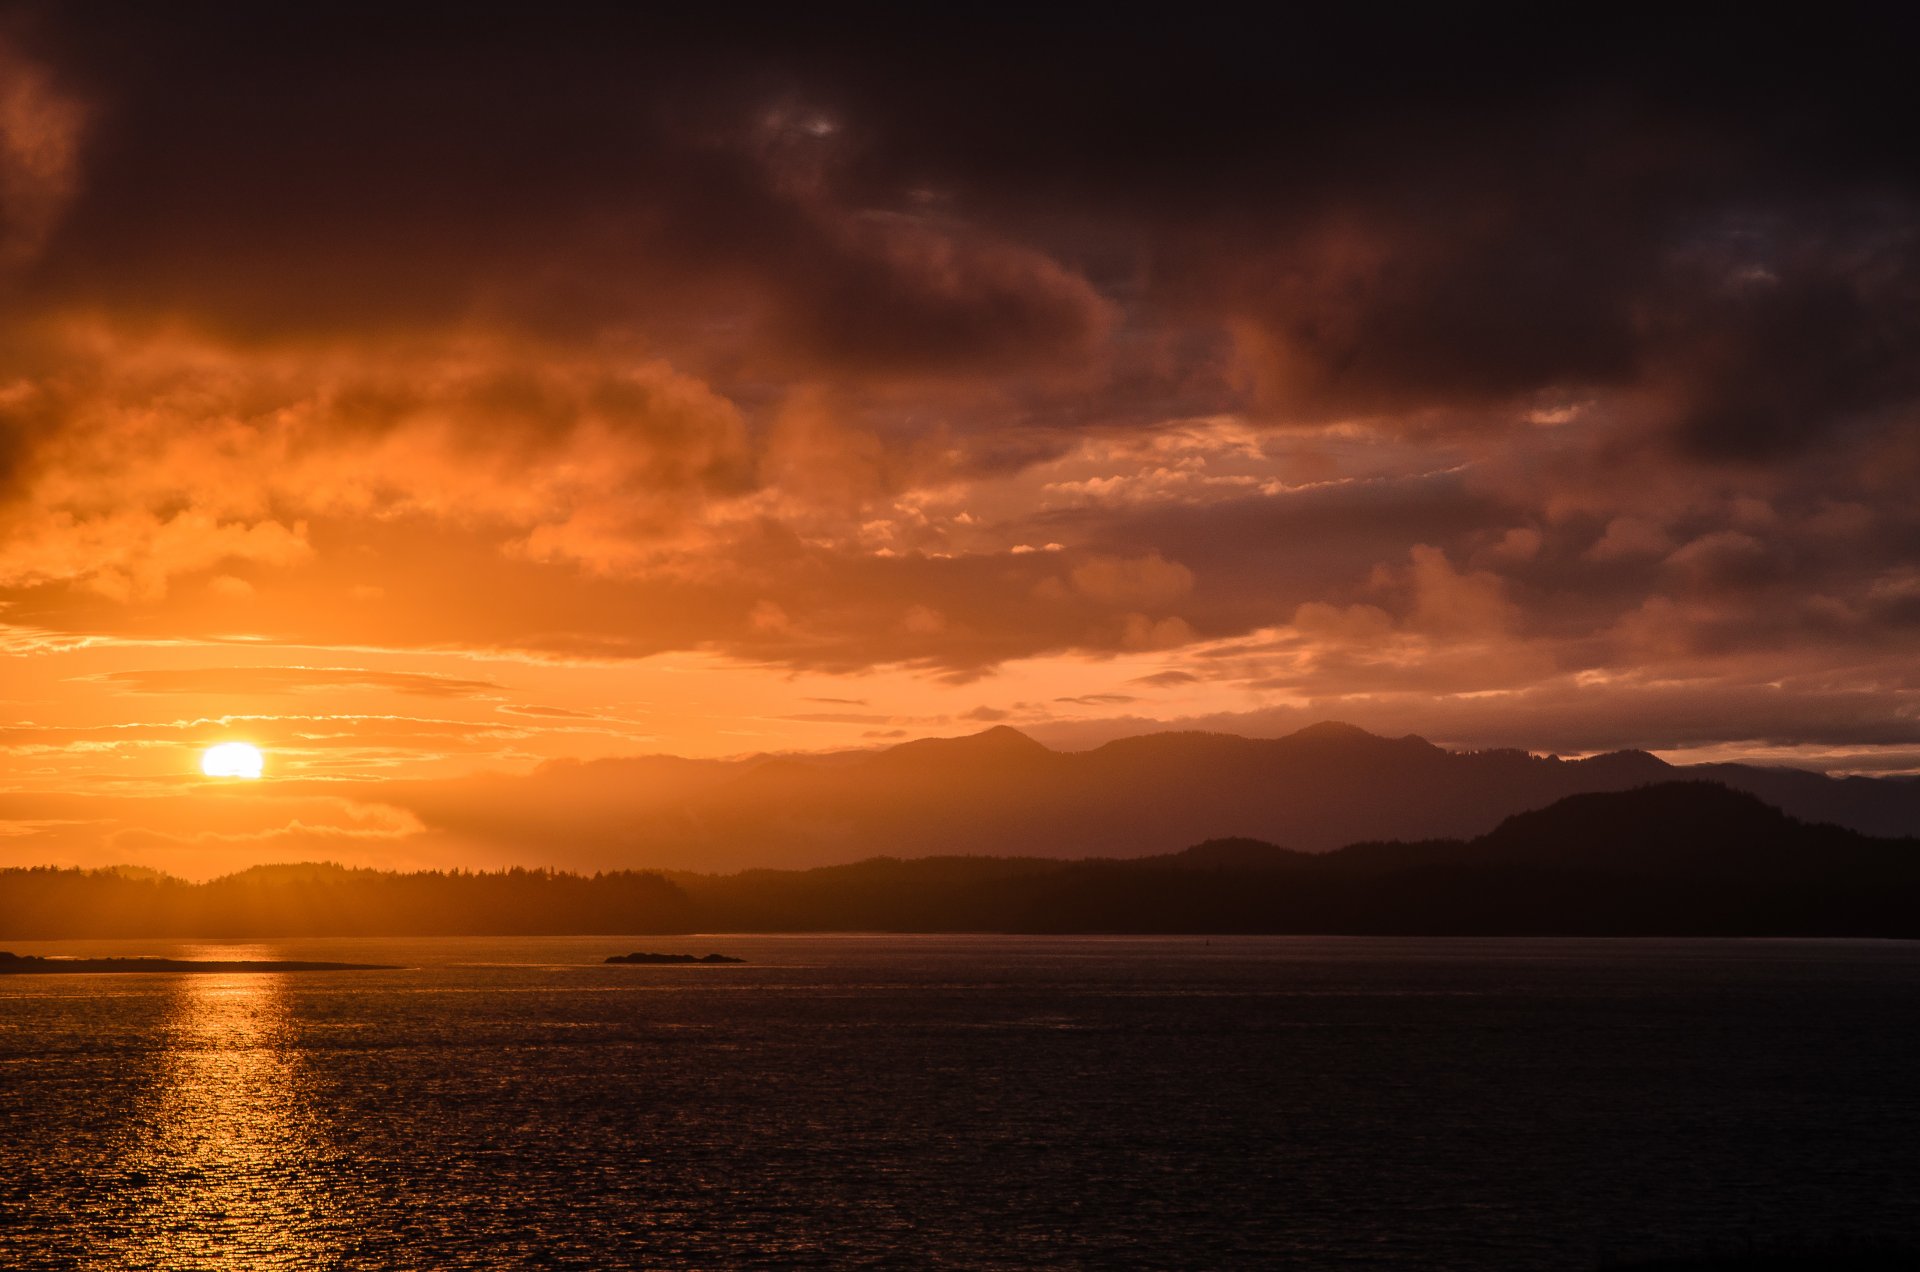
[3, 6, 1918, 873]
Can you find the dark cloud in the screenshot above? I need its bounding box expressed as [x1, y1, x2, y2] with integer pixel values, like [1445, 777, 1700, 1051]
[0, 5, 1910, 477]
[13, 7, 1113, 386]
[6, 5, 1907, 435]
[1130, 670, 1200, 688]
[1648, 206, 1920, 458]
[2, 3, 1918, 771]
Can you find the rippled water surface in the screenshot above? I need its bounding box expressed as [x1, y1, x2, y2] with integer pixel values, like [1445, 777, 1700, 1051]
[3, 935, 1919, 1269]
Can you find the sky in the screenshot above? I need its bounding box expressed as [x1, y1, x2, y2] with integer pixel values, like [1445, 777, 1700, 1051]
[2, 6, 1918, 875]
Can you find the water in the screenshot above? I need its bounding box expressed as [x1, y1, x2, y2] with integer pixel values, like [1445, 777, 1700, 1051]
[3, 935, 1918, 1269]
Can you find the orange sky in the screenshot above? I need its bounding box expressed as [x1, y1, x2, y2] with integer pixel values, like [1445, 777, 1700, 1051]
[3, 10, 1918, 876]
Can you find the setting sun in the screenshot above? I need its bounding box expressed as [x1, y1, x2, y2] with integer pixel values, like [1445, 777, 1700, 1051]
[201, 742, 265, 780]
[1, 11, 1915, 1272]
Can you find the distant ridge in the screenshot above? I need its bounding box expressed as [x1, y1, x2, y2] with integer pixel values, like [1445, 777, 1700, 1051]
[6, 784, 1916, 938]
[652, 780, 1919, 936]
[0, 952, 395, 974]
[395, 721, 1920, 872]
[874, 724, 1053, 762]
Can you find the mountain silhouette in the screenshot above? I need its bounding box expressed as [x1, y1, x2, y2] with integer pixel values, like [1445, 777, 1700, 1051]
[14, 782, 1912, 938]
[660, 781, 1920, 936]
[393, 722, 1920, 871]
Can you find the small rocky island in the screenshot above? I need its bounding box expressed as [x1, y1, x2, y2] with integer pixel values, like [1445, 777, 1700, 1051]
[0, 951, 397, 974]
[605, 952, 744, 964]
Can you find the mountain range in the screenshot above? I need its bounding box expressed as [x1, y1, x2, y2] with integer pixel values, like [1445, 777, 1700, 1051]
[666, 781, 1920, 936]
[8, 781, 1917, 938]
[392, 721, 1920, 871]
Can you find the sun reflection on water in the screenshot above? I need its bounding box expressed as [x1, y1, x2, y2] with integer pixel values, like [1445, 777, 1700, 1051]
[99, 972, 344, 1270]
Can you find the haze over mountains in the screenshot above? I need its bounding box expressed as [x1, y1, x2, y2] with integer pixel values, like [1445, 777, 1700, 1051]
[15, 724, 1920, 938]
[9, 782, 1918, 939]
[392, 722, 1920, 872]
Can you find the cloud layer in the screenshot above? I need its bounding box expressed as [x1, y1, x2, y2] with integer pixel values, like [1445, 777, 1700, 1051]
[2, 5, 1919, 873]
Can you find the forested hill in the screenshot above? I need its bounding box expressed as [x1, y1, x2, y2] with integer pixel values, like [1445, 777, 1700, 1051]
[4, 783, 1917, 939]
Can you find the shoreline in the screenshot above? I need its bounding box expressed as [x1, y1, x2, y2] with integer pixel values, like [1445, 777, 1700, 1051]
[0, 953, 398, 974]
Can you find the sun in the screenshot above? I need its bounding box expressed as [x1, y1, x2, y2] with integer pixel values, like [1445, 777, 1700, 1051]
[201, 742, 265, 780]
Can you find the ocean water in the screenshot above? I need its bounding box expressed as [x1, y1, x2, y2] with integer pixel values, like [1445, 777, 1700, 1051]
[2, 935, 1918, 1270]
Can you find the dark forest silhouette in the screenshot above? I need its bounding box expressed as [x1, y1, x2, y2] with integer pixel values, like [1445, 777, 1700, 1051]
[6, 782, 1918, 939]
[0, 951, 392, 974]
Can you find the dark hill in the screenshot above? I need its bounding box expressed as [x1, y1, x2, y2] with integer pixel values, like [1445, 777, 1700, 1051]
[656, 781, 1920, 937]
[1476, 782, 1822, 869]
[394, 721, 1920, 872]
[1157, 837, 1305, 870]
[5, 783, 1917, 937]
[869, 724, 1053, 766]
